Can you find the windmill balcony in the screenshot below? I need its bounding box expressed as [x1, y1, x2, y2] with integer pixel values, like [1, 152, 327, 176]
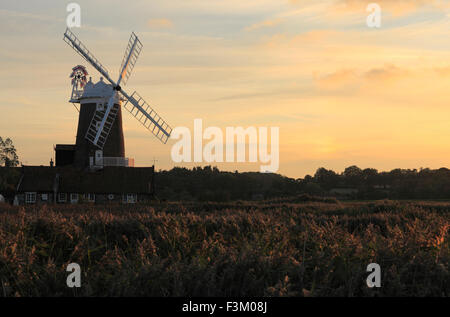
[96, 157, 135, 167]
[70, 89, 84, 102]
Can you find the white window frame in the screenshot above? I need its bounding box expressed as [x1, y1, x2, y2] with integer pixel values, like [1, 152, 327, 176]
[70, 193, 79, 204]
[41, 193, 48, 201]
[25, 192, 37, 204]
[58, 193, 67, 203]
[123, 194, 137, 204]
[96, 102, 105, 111]
[95, 150, 103, 165]
[84, 193, 95, 202]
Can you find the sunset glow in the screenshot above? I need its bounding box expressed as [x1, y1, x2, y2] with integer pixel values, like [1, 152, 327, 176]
[1, 0, 450, 178]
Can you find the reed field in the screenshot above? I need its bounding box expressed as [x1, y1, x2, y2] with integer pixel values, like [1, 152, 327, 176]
[0, 199, 448, 297]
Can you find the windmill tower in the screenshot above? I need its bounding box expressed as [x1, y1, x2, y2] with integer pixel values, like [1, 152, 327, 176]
[62, 29, 172, 169]
[73, 77, 126, 167]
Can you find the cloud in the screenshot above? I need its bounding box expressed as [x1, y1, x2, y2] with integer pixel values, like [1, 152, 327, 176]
[263, 30, 338, 50]
[148, 18, 174, 29]
[433, 66, 450, 77]
[315, 65, 411, 91]
[334, 0, 449, 16]
[0, 8, 63, 23]
[244, 18, 282, 31]
[363, 64, 409, 81]
[315, 69, 357, 89]
[291, 29, 338, 44]
[287, 0, 450, 20]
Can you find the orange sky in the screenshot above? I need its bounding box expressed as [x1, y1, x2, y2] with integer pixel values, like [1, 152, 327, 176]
[1, 0, 450, 178]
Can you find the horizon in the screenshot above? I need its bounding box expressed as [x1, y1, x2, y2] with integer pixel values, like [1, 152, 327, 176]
[154, 164, 450, 181]
[1, 0, 450, 178]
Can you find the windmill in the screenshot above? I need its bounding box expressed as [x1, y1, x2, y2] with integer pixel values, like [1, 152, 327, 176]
[62, 28, 172, 168]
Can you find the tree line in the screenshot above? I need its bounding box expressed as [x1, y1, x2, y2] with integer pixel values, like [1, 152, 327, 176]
[155, 165, 450, 201]
[1, 136, 449, 201]
[301, 165, 450, 200]
[155, 166, 299, 201]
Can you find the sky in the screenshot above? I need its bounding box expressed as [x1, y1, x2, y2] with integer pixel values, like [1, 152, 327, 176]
[1, 0, 450, 178]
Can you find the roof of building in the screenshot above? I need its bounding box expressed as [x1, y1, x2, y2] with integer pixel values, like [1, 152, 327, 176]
[80, 77, 119, 102]
[55, 144, 76, 151]
[17, 166, 154, 194]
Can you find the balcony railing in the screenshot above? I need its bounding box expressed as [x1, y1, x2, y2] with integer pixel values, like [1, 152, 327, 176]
[70, 89, 84, 102]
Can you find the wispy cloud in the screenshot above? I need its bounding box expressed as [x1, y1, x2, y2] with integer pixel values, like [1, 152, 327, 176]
[148, 18, 174, 29]
[315, 69, 357, 90]
[335, 0, 449, 16]
[363, 64, 409, 82]
[244, 18, 282, 31]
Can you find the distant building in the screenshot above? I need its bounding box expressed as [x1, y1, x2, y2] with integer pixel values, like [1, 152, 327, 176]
[15, 166, 154, 205]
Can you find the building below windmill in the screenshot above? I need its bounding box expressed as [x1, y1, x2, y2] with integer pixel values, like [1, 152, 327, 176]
[12, 74, 156, 206]
[14, 165, 154, 205]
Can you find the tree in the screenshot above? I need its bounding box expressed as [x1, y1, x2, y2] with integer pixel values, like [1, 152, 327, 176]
[0, 164, 21, 203]
[342, 165, 363, 187]
[343, 165, 362, 178]
[314, 167, 339, 189]
[0, 137, 19, 167]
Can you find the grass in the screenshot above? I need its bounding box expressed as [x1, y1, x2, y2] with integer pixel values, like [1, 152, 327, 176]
[0, 199, 448, 296]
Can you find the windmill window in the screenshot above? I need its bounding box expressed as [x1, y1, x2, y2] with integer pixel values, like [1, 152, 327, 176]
[96, 102, 104, 111]
[25, 192, 37, 204]
[70, 193, 79, 204]
[108, 194, 114, 200]
[58, 193, 67, 203]
[41, 194, 48, 201]
[95, 150, 103, 166]
[124, 194, 137, 204]
[84, 193, 95, 202]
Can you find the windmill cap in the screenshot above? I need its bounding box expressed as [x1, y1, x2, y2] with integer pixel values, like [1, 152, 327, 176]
[80, 78, 119, 102]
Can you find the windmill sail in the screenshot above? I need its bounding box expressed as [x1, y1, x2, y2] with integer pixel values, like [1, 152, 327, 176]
[64, 28, 172, 148]
[119, 32, 143, 86]
[122, 91, 172, 144]
[85, 93, 120, 149]
[91, 33, 143, 148]
[63, 28, 114, 86]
